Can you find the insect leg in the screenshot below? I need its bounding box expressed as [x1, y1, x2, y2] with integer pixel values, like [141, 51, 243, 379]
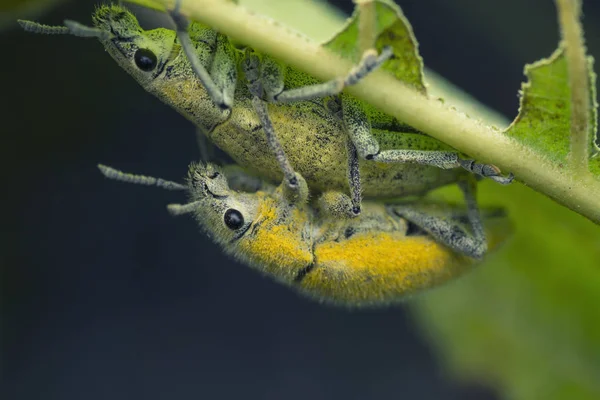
[316, 138, 363, 218]
[242, 51, 300, 191]
[271, 47, 393, 103]
[458, 177, 487, 257]
[372, 149, 461, 168]
[346, 139, 363, 216]
[251, 97, 299, 190]
[373, 149, 514, 184]
[388, 178, 488, 259]
[169, 0, 237, 110]
[196, 127, 216, 163]
[458, 159, 514, 185]
[336, 93, 512, 184]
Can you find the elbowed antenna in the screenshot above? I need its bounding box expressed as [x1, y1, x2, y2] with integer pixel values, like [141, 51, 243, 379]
[167, 202, 202, 216]
[17, 20, 113, 40]
[64, 20, 114, 40]
[18, 20, 70, 35]
[97, 164, 187, 191]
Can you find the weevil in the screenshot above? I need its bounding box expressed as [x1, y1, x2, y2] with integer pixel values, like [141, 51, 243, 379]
[97, 162, 511, 307]
[19, 2, 513, 220]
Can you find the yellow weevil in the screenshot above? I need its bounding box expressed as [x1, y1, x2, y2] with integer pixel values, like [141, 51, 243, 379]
[97, 162, 511, 307]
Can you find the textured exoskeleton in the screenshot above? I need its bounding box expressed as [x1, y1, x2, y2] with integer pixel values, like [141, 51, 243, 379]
[98, 162, 512, 307]
[19, 3, 512, 218]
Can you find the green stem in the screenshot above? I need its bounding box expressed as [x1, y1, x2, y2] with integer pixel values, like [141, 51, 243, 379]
[127, 0, 600, 224]
[555, 0, 590, 173]
[356, 0, 377, 54]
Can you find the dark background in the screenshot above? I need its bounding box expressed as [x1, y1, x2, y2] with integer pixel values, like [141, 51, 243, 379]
[2, 1, 600, 399]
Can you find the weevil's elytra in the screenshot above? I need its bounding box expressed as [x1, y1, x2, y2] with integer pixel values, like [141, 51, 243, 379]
[212, 98, 462, 197]
[98, 162, 512, 307]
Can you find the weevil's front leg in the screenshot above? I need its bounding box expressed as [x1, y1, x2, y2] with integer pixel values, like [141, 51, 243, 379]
[269, 47, 393, 103]
[169, 0, 237, 110]
[388, 177, 488, 259]
[243, 52, 300, 191]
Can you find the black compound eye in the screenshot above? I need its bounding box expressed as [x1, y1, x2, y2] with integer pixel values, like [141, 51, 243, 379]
[134, 48, 157, 72]
[224, 209, 244, 230]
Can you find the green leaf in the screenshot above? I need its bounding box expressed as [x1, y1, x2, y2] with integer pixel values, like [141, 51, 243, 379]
[411, 179, 600, 399]
[323, 0, 427, 130]
[323, 0, 425, 93]
[0, 0, 66, 31]
[504, 46, 599, 165]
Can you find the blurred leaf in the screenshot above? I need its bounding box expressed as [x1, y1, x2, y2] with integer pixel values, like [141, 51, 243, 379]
[411, 179, 600, 399]
[0, 0, 67, 31]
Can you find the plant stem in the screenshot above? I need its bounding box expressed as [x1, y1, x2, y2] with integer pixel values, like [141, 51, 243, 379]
[356, 0, 376, 54]
[127, 0, 600, 224]
[555, 0, 590, 172]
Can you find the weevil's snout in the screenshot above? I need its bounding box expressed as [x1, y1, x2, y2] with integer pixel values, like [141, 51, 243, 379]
[92, 5, 142, 38]
[186, 162, 231, 200]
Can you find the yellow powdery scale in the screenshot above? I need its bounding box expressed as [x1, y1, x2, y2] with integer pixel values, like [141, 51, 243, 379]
[237, 194, 313, 282]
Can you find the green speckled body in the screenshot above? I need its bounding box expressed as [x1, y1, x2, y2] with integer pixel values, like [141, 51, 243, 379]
[93, 5, 466, 198]
[210, 96, 462, 197]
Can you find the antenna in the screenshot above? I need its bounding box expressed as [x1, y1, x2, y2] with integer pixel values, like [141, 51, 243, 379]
[18, 20, 113, 40]
[97, 164, 186, 191]
[167, 202, 201, 216]
[64, 20, 114, 40]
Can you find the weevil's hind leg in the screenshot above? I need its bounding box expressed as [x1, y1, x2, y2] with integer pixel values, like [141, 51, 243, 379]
[315, 138, 363, 218]
[271, 47, 393, 103]
[389, 178, 488, 259]
[346, 139, 363, 216]
[457, 176, 487, 257]
[458, 159, 514, 185]
[372, 148, 514, 184]
[196, 127, 217, 164]
[168, 0, 237, 110]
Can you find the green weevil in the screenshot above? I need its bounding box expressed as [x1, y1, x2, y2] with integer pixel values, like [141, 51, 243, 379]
[97, 160, 511, 307]
[19, 0, 513, 256]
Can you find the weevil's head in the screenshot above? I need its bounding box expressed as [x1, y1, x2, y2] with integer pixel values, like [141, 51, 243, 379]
[92, 5, 178, 88]
[181, 162, 314, 283]
[181, 162, 258, 245]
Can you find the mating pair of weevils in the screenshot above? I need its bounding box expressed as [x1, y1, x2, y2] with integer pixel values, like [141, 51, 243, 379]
[20, 1, 513, 306]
